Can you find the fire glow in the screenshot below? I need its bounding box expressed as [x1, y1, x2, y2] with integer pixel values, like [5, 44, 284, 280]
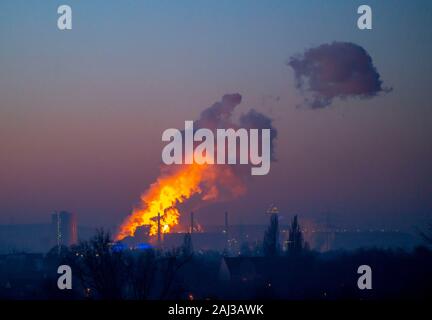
[115, 94, 276, 241]
[161, 120, 271, 176]
[115, 162, 245, 240]
[116, 163, 206, 239]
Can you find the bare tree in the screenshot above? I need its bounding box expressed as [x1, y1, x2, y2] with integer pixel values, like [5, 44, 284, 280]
[263, 213, 280, 257]
[287, 215, 303, 255]
[181, 233, 193, 257]
[68, 229, 195, 300]
[157, 242, 193, 299]
[127, 249, 157, 300]
[70, 229, 129, 299]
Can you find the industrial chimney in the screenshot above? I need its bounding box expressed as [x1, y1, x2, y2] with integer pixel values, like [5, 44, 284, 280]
[157, 212, 161, 248]
[190, 211, 194, 234]
[224, 211, 229, 235]
[51, 210, 77, 249]
[224, 211, 229, 253]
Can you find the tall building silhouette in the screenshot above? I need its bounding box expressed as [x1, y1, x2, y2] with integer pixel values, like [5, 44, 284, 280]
[51, 211, 77, 247]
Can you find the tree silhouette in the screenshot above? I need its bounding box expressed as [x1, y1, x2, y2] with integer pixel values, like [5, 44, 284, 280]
[263, 213, 280, 257]
[287, 215, 304, 255]
[420, 222, 432, 246]
[181, 233, 193, 257]
[128, 249, 157, 299]
[70, 229, 129, 299]
[240, 242, 252, 256]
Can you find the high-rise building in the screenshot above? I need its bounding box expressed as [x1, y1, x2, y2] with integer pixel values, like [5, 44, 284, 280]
[51, 211, 77, 247]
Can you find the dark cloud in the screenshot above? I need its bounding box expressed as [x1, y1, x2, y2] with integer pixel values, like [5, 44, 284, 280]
[196, 94, 277, 159]
[199, 93, 242, 128]
[179, 94, 278, 203]
[288, 42, 391, 108]
[239, 109, 278, 160]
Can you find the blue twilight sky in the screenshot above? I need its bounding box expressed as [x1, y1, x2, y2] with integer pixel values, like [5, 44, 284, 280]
[0, 0, 431, 230]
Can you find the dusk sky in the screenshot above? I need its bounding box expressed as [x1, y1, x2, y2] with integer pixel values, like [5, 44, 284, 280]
[0, 0, 431, 231]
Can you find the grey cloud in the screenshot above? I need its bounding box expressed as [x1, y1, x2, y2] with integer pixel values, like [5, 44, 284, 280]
[288, 42, 391, 108]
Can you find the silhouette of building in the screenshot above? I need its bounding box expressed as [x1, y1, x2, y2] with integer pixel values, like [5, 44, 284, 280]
[51, 211, 77, 247]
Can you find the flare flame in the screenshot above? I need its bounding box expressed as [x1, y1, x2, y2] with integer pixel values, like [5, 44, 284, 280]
[116, 163, 207, 240]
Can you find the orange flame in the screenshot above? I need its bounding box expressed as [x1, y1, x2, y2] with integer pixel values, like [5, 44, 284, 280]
[116, 160, 246, 241]
[116, 163, 209, 240]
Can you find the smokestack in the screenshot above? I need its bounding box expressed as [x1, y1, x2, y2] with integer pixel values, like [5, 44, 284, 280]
[51, 210, 78, 253]
[224, 211, 229, 253]
[190, 211, 194, 234]
[224, 211, 229, 234]
[157, 212, 161, 248]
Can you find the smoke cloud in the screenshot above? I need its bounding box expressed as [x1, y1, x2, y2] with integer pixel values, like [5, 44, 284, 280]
[185, 93, 278, 200]
[116, 94, 278, 239]
[195, 93, 278, 162]
[288, 42, 391, 108]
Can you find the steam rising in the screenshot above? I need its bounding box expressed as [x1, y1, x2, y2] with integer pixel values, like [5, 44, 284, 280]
[116, 94, 277, 240]
[288, 42, 391, 108]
